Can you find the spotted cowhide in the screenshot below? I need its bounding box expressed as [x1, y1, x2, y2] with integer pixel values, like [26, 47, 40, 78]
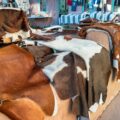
[23, 35, 111, 118]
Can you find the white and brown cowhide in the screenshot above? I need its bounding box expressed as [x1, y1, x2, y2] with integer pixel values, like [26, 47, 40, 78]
[0, 8, 59, 44]
[23, 36, 111, 118]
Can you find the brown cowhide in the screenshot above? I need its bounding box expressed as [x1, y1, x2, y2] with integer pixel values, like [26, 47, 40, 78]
[0, 98, 45, 120]
[79, 18, 99, 27]
[23, 45, 53, 66]
[0, 9, 52, 44]
[0, 9, 28, 35]
[0, 38, 111, 120]
[78, 22, 120, 79]
[0, 44, 54, 119]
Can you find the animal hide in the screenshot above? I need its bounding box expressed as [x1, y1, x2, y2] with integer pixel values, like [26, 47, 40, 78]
[0, 44, 54, 116]
[28, 36, 111, 118]
[40, 52, 89, 117]
[78, 23, 120, 79]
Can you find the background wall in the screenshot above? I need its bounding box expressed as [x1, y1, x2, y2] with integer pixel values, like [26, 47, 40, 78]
[46, 0, 59, 24]
[28, 0, 60, 27]
[29, 0, 40, 15]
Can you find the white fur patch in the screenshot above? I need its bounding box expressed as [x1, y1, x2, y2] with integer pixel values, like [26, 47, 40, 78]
[22, 39, 36, 45]
[89, 93, 103, 112]
[77, 27, 82, 31]
[30, 27, 42, 35]
[116, 54, 119, 59]
[72, 95, 79, 101]
[89, 103, 99, 113]
[76, 66, 86, 78]
[50, 84, 58, 116]
[30, 27, 55, 36]
[37, 36, 102, 81]
[99, 93, 103, 105]
[118, 79, 120, 83]
[0, 112, 11, 120]
[42, 52, 70, 82]
[43, 25, 63, 32]
[3, 30, 30, 42]
[30, 25, 63, 36]
[113, 59, 119, 70]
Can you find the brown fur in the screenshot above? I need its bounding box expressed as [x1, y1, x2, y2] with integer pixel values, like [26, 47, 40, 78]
[23, 45, 53, 66]
[0, 44, 54, 117]
[0, 98, 45, 120]
[0, 9, 53, 43]
[0, 9, 29, 35]
[30, 32, 54, 41]
[79, 18, 99, 27]
[78, 22, 120, 79]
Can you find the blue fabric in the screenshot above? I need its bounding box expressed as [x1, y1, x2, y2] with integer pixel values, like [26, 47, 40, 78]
[115, 0, 120, 6]
[89, 0, 101, 9]
[80, 12, 90, 20]
[90, 11, 97, 18]
[2, 0, 8, 4]
[71, 1, 77, 11]
[94, 0, 101, 4]
[77, 0, 83, 5]
[59, 13, 89, 25]
[88, 0, 93, 9]
[109, 13, 117, 21]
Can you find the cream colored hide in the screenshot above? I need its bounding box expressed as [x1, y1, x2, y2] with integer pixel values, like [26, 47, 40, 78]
[86, 28, 112, 51]
[30, 25, 63, 36]
[0, 113, 11, 120]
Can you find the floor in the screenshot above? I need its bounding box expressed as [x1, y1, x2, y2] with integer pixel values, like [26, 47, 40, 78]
[98, 92, 120, 120]
[90, 76, 120, 120]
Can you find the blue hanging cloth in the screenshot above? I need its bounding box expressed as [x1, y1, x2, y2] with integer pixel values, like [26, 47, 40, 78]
[71, 0, 77, 11]
[89, 0, 94, 9]
[77, 0, 83, 5]
[94, 0, 101, 7]
[115, 0, 120, 6]
[89, 0, 101, 7]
